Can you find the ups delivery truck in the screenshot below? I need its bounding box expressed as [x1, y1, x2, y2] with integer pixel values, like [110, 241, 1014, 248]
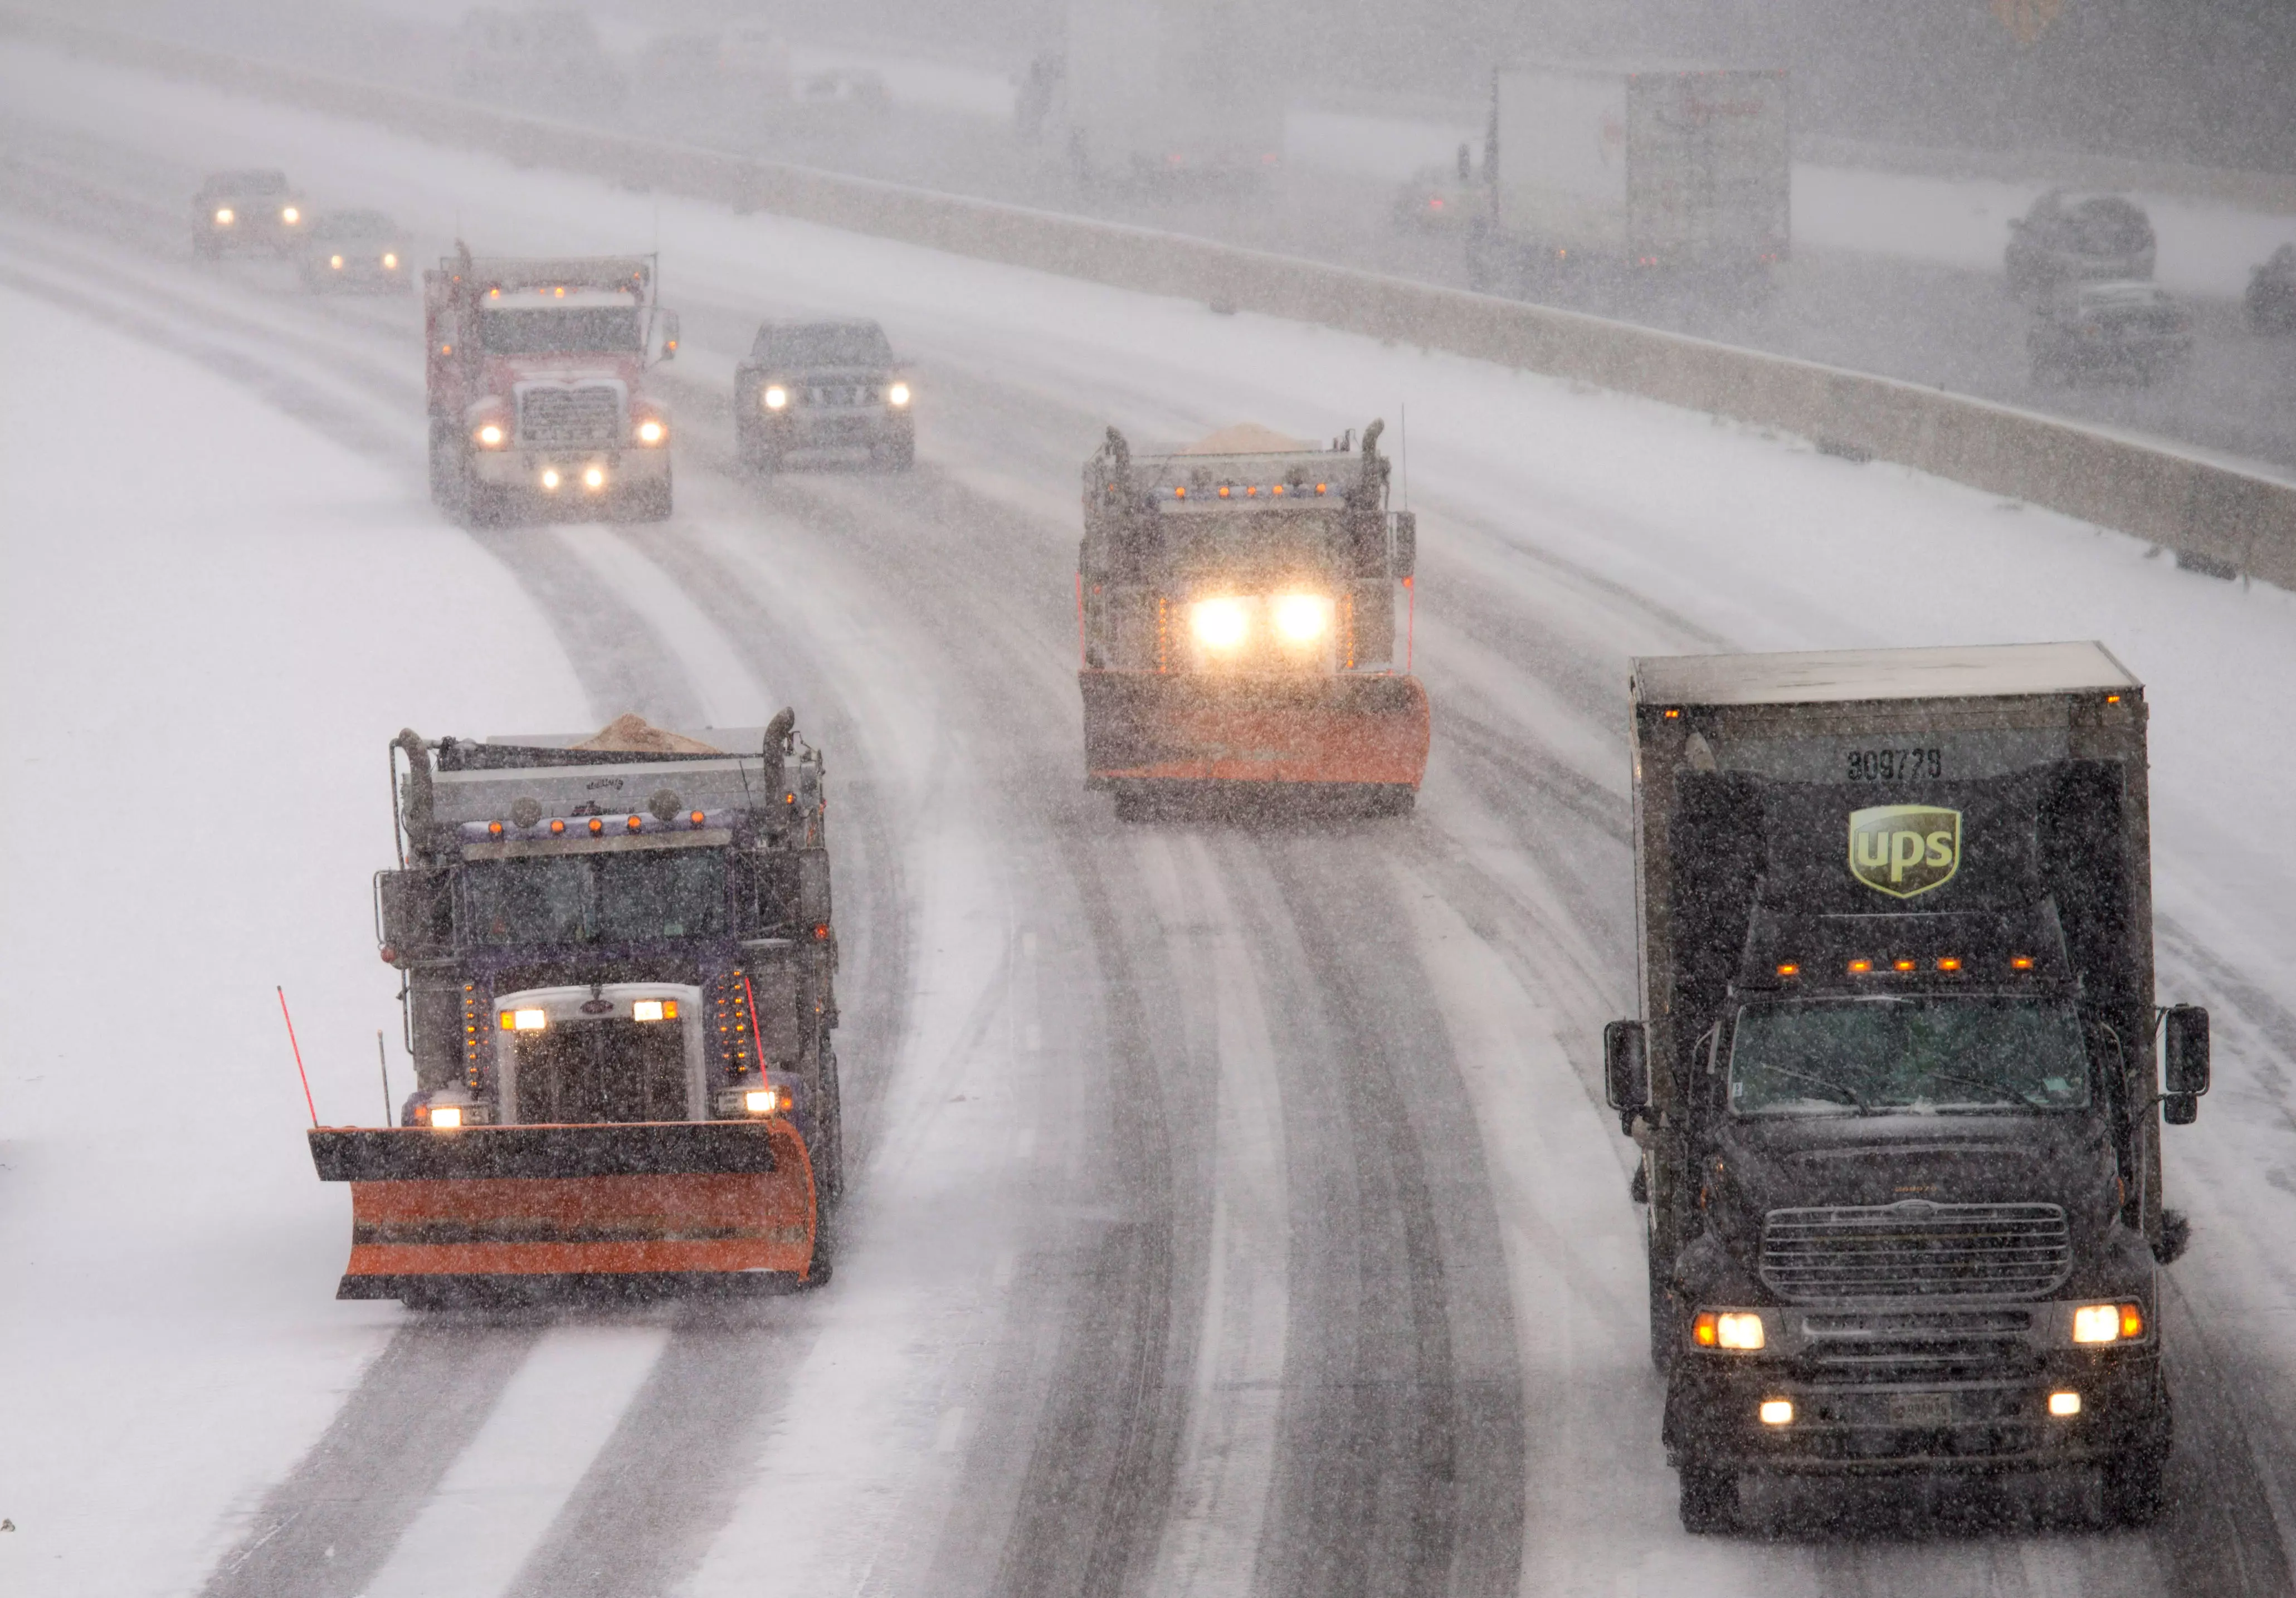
[1602, 643, 2210, 1531]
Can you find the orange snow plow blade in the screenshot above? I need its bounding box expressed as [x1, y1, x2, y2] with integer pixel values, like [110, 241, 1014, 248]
[308, 1121, 815, 1300]
[1081, 670, 1430, 788]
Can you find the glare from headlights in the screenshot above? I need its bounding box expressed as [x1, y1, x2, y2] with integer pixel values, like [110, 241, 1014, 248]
[382, 252, 398, 268]
[636, 418, 666, 444]
[583, 466, 607, 491]
[763, 385, 788, 411]
[476, 422, 505, 447]
[430, 1104, 464, 1130]
[214, 207, 235, 224]
[887, 381, 911, 407]
[330, 255, 344, 268]
[744, 1087, 779, 1115]
[540, 468, 562, 490]
[1190, 596, 1250, 651]
[281, 206, 300, 224]
[2073, 1303, 2141, 1343]
[1271, 592, 1332, 644]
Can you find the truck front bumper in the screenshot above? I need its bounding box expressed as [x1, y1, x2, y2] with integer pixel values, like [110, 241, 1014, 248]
[745, 408, 911, 454]
[1665, 1348, 2166, 1476]
[469, 448, 670, 493]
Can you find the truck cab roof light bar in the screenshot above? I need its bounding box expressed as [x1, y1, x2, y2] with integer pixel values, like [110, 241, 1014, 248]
[462, 809, 723, 841]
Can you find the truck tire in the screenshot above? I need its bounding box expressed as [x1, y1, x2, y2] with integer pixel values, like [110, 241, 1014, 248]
[1647, 1224, 1680, 1372]
[2103, 1447, 2167, 1526]
[1677, 1465, 1738, 1533]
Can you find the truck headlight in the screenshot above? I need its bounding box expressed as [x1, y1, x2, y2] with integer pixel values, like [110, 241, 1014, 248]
[2049, 1390, 2082, 1416]
[1190, 596, 1250, 651]
[501, 1007, 547, 1031]
[330, 255, 344, 269]
[1691, 1310, 1767, 1351]
[214, 207, 235, 225]
[887, 381, 911, 407]
[2072, 1303, 2143, 1343]
[763, 385, 788, 411]
[383, 252, 398, 268]
[745, 1087, 780, 1115]
[431, 1105, 464, 1130]
[632, 999, 677, 1022]
[1271, 593, 1332, 644]
[583, 466, 607, 491]
[635, 418, 666, 444]
[475, 422, 506, 448]
[281, 206, 300, 224]
[1758, 1399, 1793, 1426]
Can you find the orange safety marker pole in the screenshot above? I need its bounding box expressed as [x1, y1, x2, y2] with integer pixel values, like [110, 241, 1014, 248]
[278, 985, 318, 1127]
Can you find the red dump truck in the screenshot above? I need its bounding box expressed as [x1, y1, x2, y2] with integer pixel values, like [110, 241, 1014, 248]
[425, 247, 679, 524]
[1077, 421, 1428, 817]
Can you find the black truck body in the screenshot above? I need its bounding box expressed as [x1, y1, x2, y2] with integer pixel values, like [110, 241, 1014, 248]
[1602, 644, 2210, 1531]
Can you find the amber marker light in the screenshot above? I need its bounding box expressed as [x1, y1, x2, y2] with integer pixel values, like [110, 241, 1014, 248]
[1893, 959, 1916, 973]
[1776, 963, 1800, 978]
[487, 821, 504, 837]
[1937, 957, 1963, 972]
[1663, 708, 1680, 719]
[2073, 1303, 2144, 1343]
[1847, 959, 1873, 975]
[1692, 1311, 1766, 1350]
[2011, 956, 2035, 970]
[588, 818, 605, 836]
[626, 814, 644, 832]
[1759, 1400, 1793, 1426]
[549, 819, 566, 835]
[689, 809, 705, 825]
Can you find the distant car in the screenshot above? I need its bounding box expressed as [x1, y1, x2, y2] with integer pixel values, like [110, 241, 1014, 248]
[1391, 145, 1481, 235]
[2248, 244, 2296, 333]
[193, 170, 306, 258]
[2029, 281, 2191, 386]
[735, 319, 913, 472]
[798, 67, 890, 115]
[2005, 191, 2156, 300]
[296, 211, 412, 293]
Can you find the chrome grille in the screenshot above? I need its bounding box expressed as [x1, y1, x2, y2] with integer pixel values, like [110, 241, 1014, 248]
[519, 385, 622, 447]
[1761, 1201, 2071, 1301]
[1799, 1308, 2036, 1382]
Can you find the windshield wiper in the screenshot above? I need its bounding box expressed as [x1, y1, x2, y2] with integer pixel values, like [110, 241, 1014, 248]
[1752, 1066, 1870, 1114]
[1918, 1069, 2045, 1109]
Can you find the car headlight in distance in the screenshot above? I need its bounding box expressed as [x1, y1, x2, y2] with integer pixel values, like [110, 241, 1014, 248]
[636, 418, 666, 444]
[886, 380, 911, 407]
[1271, 592, 1331, 644]
[1190, 596, 1250, 651]
[330, 255, 344, 269]
[2072, 1303, 2144, 1343]
[475, 422, 505, 448]
[382, 252, 398, 268]
[1691, 1310, 1766, 1351]
[744, 1087, 780, 1115]
[214, 207, 234, 225]
[763, 385, 788, 411]
[431, 1104, 464, 1130]
[281, 206, 300, 224]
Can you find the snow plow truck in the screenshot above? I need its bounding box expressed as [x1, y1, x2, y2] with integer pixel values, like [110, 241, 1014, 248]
[426, 246, 679, 524]
[308, 711, 841, 1304]
[1077, 421, 1427, 817]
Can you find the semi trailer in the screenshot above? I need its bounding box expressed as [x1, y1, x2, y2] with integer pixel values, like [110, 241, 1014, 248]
[308, 711, 841, 1303]
[1603, 643, 2208, 1529]
[1077, 421, 1427, 817]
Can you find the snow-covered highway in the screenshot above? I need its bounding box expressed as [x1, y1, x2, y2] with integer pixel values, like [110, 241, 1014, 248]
[4, 38, 2296, 1598]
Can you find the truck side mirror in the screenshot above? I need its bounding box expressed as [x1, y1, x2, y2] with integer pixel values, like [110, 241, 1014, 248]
[1603, 1020, 1648, 1133]
[797, 849, 832, 926]
[2162, 1005, 2209, 1122]
[659, 309, 680, 361]
[1391, 510, 1416, 580]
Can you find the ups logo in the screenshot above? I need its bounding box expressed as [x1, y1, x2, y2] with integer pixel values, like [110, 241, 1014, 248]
[1849, 805, 1962, 898]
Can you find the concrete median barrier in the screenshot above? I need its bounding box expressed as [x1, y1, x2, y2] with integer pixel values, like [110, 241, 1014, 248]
[11, 8, 2291, 588]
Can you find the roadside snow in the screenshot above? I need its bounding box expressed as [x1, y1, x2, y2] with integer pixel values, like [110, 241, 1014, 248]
[0, 282, 586, 1594]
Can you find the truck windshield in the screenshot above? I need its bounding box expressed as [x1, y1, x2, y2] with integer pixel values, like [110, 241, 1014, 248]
[463, 851, 728, 945]
[481, 306, 643, 355]
[1728, 996, 2091, 1116]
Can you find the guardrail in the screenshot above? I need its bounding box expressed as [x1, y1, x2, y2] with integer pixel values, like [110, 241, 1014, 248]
[9, 8, 2292, 589]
